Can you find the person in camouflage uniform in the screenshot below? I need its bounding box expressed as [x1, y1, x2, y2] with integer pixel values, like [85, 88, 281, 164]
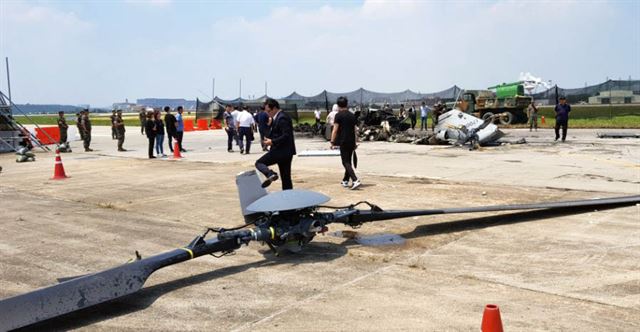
[139, 109, 146, 135]
[431, 102, 444, 132]
[110, 110, 117, 139]
[76, 112, 84, 142]
[114, 110, 126, 151]
[81, 109, 93, 152]
[57, 111, 69, 144]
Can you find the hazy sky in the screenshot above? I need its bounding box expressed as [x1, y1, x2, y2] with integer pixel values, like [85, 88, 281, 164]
[1, 0, 638, 106]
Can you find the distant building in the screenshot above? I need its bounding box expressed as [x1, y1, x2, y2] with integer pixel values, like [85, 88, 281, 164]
[136, 98, 196, 110]
[112, 101, 136, 111]
[588, 90, 640, 104]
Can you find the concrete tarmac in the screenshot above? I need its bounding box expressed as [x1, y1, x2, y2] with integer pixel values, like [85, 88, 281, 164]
[0, 126, 638, 331]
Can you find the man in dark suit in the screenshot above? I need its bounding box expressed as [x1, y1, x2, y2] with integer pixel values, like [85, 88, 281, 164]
[255, 98, 296, 190]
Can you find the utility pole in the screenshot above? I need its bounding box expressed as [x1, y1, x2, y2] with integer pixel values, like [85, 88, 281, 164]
[212, 78, 215, 100]
[239, 79, 242, 99]
[5, 57, 11, 101]
[265, 81, 268, 96]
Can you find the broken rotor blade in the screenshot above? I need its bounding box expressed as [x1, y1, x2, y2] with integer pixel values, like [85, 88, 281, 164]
[344, 195, 640, 225]
[0, 237, 240, 331]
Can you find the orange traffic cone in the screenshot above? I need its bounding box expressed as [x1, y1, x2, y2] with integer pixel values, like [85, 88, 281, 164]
[51, 149, 69, 180]
[481, 304, 504, 332]
[541, 115, 546, 124]
[172, 142, 182, 159]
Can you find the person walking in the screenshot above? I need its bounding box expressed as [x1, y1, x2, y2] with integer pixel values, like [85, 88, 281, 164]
[223, 104, 239, 152]
[175, 106, 186, 152]
[144, 110, 156, 158]
[57, 111, 68, 145]
[81, 109, 93, 152]
[256, 106, 271, 151]
[164, 106, 176, 153]
[236, 106, 255, 154]
[527, 100, 539, 132]
[325, 104, 338, 140]
[255, 98, 296, 190]
[420, 101, 430, 131]
[554, 96, 571, 142]
[114, 109, 126, 151]
[331, 96, 360, 190]
[155, 112, 166, 157]
[110, 110, 117, 140]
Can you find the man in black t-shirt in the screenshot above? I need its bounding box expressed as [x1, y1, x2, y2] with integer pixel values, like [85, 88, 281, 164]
[331, 96, 360, 190]
[164, 106, 177, 152]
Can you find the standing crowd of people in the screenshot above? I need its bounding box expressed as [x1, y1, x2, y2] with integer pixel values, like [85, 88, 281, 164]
[54, 96, 572, 192]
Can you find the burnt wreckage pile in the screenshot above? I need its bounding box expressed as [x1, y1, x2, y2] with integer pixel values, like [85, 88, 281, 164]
[295, 104, 521, 149]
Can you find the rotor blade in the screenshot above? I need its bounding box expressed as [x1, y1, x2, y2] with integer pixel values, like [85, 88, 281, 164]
[56, 274, 90, 283]
[346, 195, 640, 224]
[0, 237, 239, 331]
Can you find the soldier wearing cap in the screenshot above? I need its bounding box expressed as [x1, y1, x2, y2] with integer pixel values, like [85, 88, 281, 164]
[114, 109, 126, 151]
[81, 108, 93, 152]
[57, 111, 69, 145]
[110, 109, 117, 139]
[76, 112, 84, 142]
[139, 108, 146, 135]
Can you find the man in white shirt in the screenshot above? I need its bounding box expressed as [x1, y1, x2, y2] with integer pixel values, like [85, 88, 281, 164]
[236, 106, 255, 154]
[325, 104, 339, 140]
[420, 101, 430, 132]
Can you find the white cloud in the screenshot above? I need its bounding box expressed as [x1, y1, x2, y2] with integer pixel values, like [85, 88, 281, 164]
[2, 1, 92, 29]
[202, 0, 636, 99]
[0, 0, 637, 105]
[0, 1, 95, 103]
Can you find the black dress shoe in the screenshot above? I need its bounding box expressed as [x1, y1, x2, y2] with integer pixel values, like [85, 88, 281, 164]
[149, 156, 156, 159]
[261, 173, 279, 188]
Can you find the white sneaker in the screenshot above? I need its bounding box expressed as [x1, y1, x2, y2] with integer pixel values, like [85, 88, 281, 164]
[350, 179, 361, 190]
[341, 181, 349, 187]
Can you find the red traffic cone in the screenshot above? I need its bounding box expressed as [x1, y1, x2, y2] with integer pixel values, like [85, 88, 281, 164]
[481, 304, 503, 332]
[172, 142, 182, 159]
[51, 149, 69, 180]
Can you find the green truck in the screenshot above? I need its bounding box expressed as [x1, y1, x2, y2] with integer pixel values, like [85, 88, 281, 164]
[458, 81, 533, 125]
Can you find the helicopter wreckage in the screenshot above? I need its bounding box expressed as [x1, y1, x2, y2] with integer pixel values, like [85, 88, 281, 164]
[1, 171, 639, 330]
[295, 106, 521, 150]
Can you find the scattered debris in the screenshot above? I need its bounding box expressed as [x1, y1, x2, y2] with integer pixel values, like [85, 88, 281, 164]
[597, 132, 640, 139]
[294, 108, 515, 150]
[15, 147, 35, 163]
[434, 110, 504, 149]
[330, 230, 406, 246]
[58, 142, 72, 153]
[298, 150, 340, 157]
[294, 122, 325, 139]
